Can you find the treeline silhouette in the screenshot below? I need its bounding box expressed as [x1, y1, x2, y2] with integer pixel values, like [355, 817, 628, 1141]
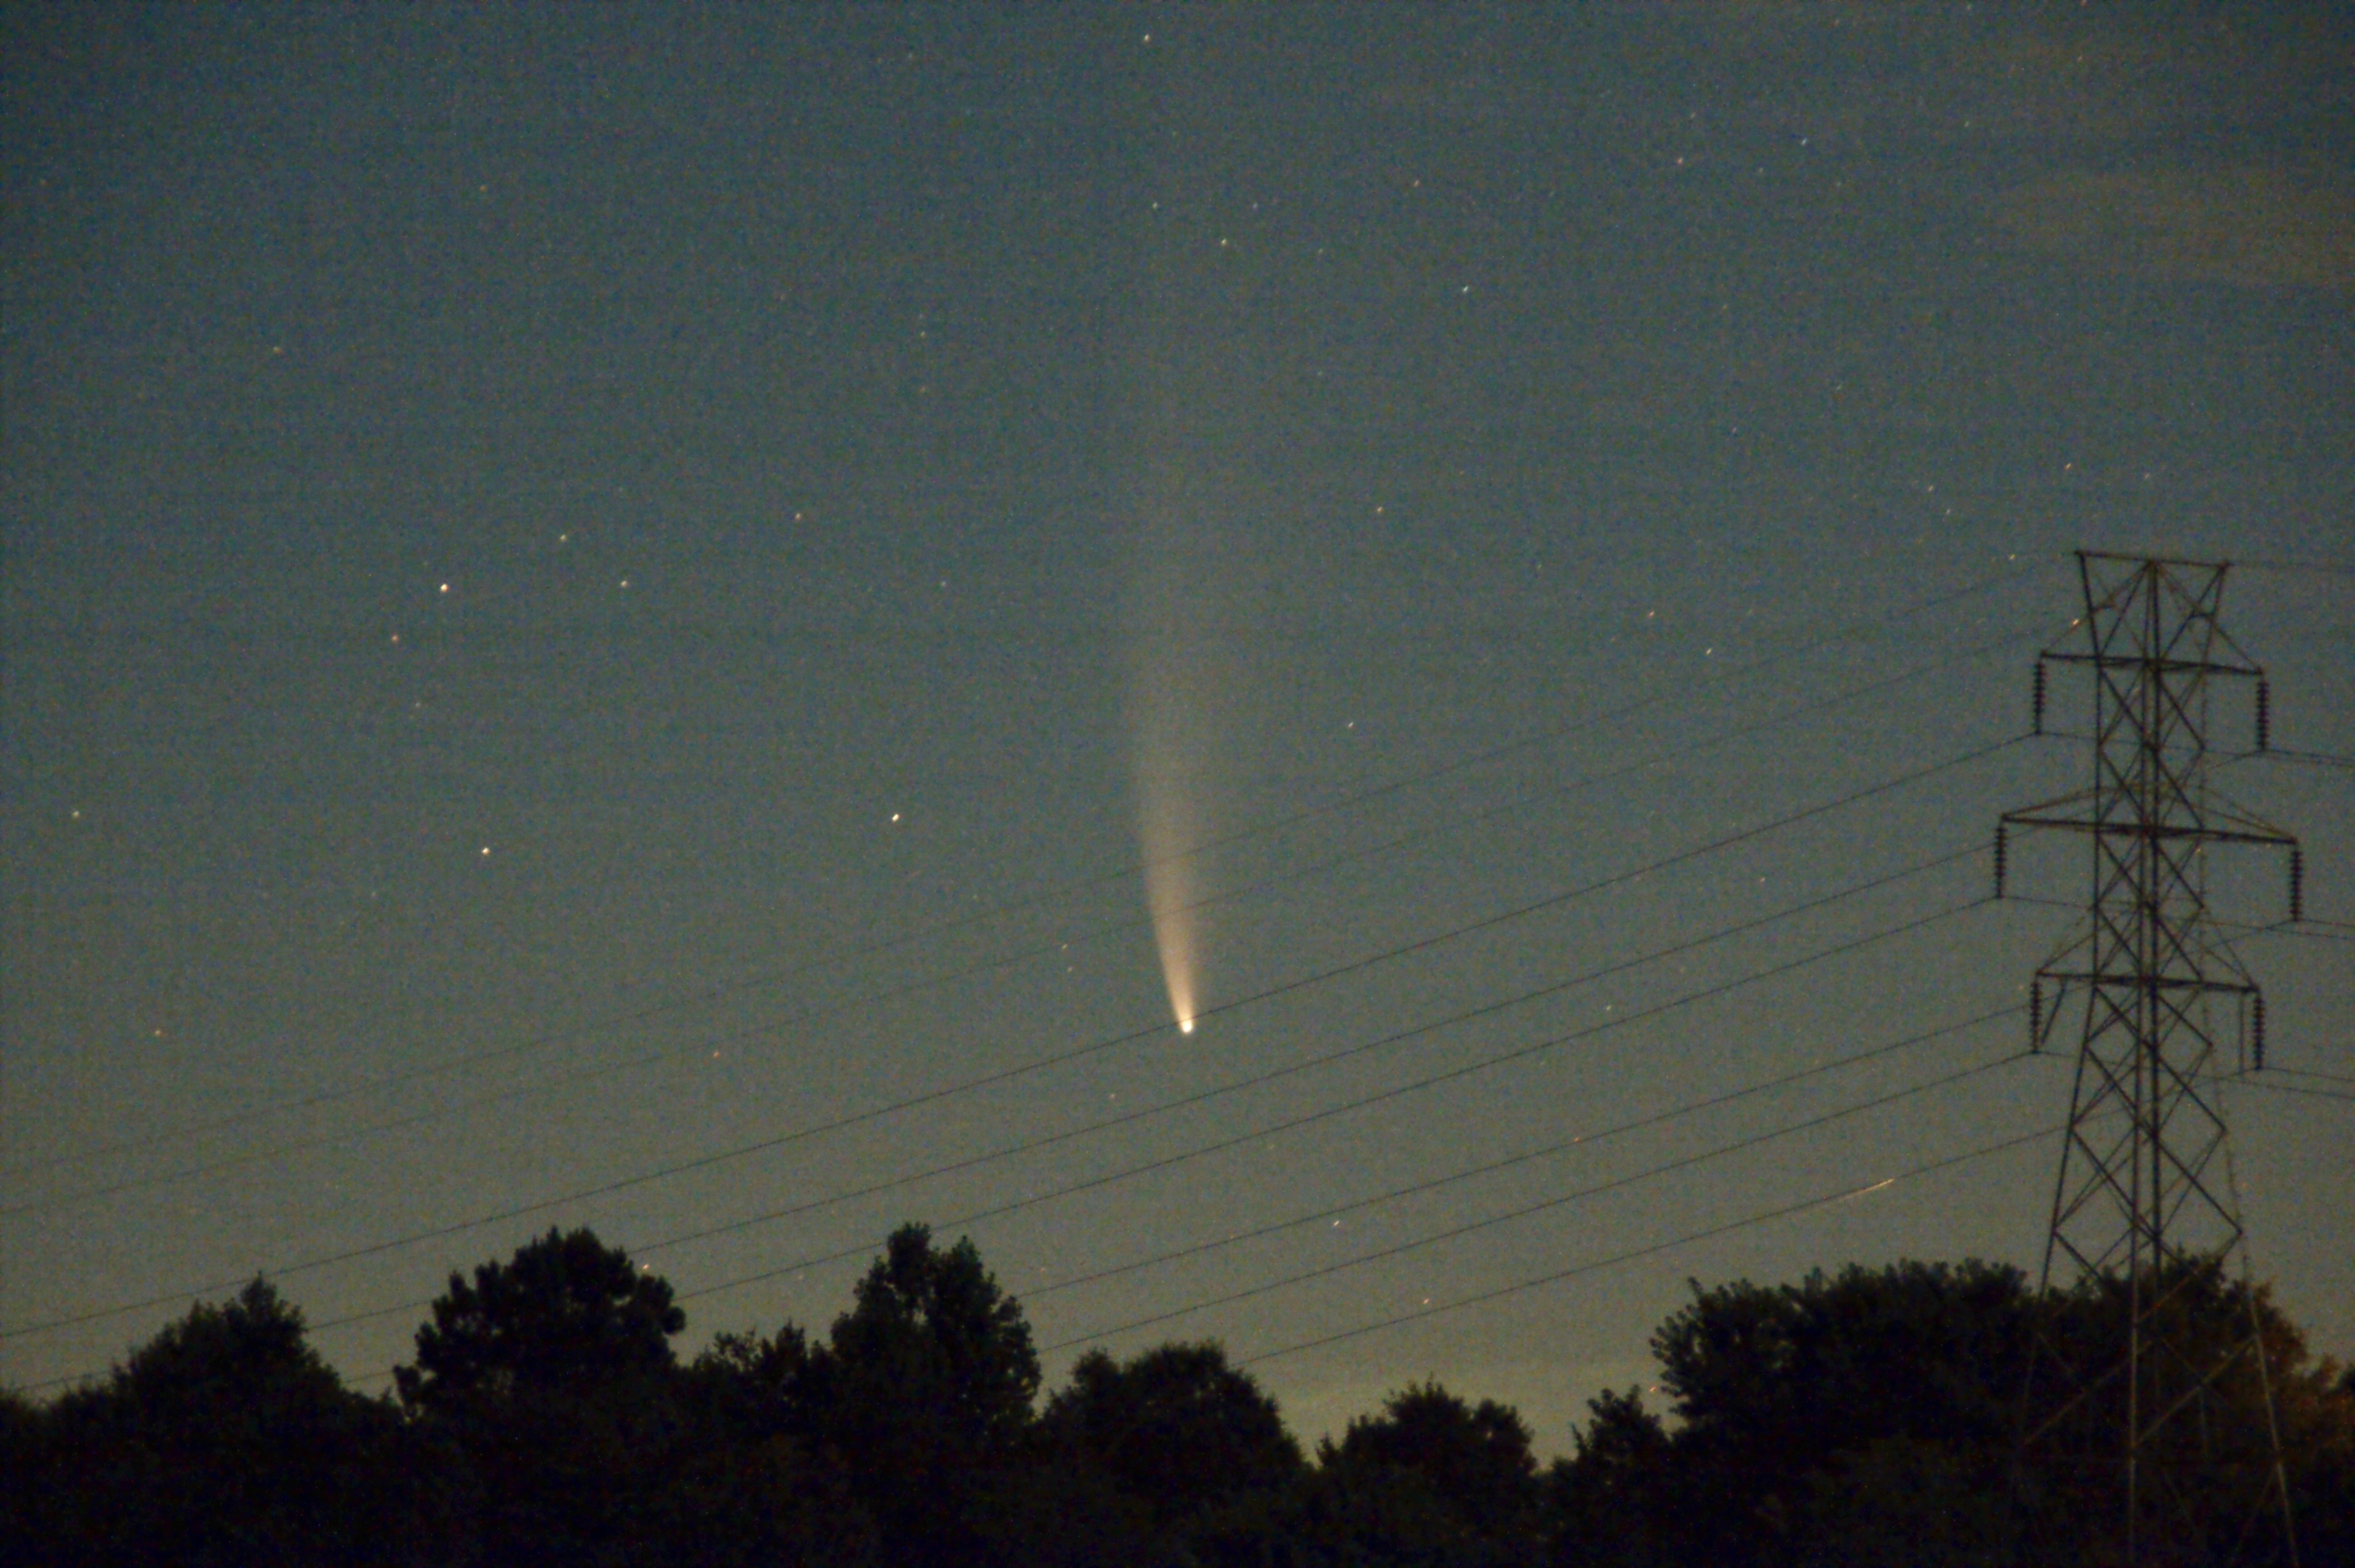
[6, 1226, 2350, 1566]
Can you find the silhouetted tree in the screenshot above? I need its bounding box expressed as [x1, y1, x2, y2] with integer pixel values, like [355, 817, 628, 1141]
[1637, 1259, 2031, 1563]
[5, 1279, 429, 1567]
[1004, 1340, 1305, 1564]
[2289, 1356, 2355, 1568]
[685, 1321, 814, 1443]
[659, 1325, 883, 1567]
[1656, 1259, 2030, 1464]
[14, 1241, 2342, 1568]
[397, 1228, 689, 1567]
[1041, 1340, 1304, 1527]
[1544, 1387, 1673, 1568]
[1791, 1436, 2005, 1568]
[1307, 1381, 1544, 1565]
[795, 1224, 1040, 1566]
[1548, 1257, 2354, 1568]
[0, 1386, 37, 1551]
[2011, 1260, 2352, 1568]
[396, 1225, 684, 1416]
[1326, 1382, 1542, 1526]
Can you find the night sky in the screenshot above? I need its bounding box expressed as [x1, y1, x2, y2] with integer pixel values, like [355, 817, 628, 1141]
[5, 3, 2349, 1453]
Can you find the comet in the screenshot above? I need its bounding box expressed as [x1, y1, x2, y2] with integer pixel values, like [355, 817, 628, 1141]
[1127, 501, 1222, 1041]
[1133, 573, 1206, 1039]
[1137, 744, 1202, 1035]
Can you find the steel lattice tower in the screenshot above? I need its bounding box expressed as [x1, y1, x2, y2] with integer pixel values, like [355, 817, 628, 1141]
[1995, 552, 2303, 1565]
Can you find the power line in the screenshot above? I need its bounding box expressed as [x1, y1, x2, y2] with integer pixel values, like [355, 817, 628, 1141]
[3, 737, 2017, 1344]
[32, 909, 2012, 1401]
[1234, 1124, 2057, 1369]
[2231, 558, 2355, 577]
[1025, 1005, 2022, 1306]
[5, 561, 2045, 1181]
[319, 1111, 2058, 1402]
[6, 626, 2038, 1218]
[280, 857, 1988, 1356]
[2251, 749, 2355, 773]
[1047, 1051, 2026, 1355]
[70, 857, 1994, 1385]
[2236, 1078, 2355, 1106]
[299, 854, 1986, 1343]
[632, 859, 1976, 1271]
[2265, 1066, 2355, 1089]
[662, 887, 1991, 1314]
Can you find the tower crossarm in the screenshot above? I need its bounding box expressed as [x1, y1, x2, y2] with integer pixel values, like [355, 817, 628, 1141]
[2000, 811, 2298, 849]
[2032, 969, 2259, 997]
[2037, 650, 2266, 679]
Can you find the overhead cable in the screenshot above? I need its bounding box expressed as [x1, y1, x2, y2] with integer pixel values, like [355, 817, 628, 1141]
[6, 561, 2045, 1180]
[1048, 1051, 2026, 1354]
[1234, 1124, 2058, 1368]
[662, 887, 1992, 1312]
[1026, 1003, 2022, 1306]
[292, 863, 1995, 1348]
[2, 735, 2016, 1344]
[6, 626, 2036, 1218]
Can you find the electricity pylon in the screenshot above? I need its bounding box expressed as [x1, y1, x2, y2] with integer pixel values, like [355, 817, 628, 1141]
[1995, 551, 2303, 1566]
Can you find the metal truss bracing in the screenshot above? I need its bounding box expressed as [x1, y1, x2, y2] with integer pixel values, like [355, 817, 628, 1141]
[1996, 553, 2303, 1566]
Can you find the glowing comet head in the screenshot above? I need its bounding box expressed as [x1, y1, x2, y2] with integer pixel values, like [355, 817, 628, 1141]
[1133, 600, 1208, 1043]
[1140, 798, 1200, 1039]
[1128, 518, 1224, 1045]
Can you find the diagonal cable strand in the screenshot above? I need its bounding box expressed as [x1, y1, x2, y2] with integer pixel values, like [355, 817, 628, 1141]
[2263, 1066, 2355, 1088]
[1048, 1052, 2026, 1353]
[1027, 1004, 2023, 1304]
[2, 736, 2015, 1343]
[5, 627, 2036, 1218]
[659, 890, 1992, 1312]
[634, 867, 1986, 1270]
[5, 562, 2045, 1179]
[1234, 1124, 2059, 1368]
[2234, 1078, 2355, 1106]
[9, 898, 2009, 1388]
[290, 860, 1993, 1340]
[290, 866, 1994, 1344]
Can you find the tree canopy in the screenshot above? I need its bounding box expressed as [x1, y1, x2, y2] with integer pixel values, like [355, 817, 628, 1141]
[8, 1242, 2349, 1568]
[1040, 1339, 1303, 1527]
[794, 1223, 1041, 1566]
[395, 1225, 685, 1417]
[3, 1279, 424, 1568]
